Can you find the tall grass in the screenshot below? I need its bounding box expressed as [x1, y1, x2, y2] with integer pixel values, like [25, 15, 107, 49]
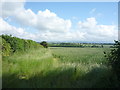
[2, 47, 118, 88]
[2, 47, 54, 88]
[51, 47, 109, 64]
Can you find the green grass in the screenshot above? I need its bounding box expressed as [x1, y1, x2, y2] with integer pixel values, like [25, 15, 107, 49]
[2, 47, 54, 88]
[2, 47, 119, 88]
[51, 47, 107, 63]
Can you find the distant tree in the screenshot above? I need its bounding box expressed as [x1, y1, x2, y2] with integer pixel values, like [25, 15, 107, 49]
[40, 41, 48, 48]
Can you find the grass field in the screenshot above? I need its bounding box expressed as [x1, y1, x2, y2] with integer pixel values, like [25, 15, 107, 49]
[2, 47, 118, 88]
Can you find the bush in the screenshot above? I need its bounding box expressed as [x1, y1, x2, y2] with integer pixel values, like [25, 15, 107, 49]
[2, 38, 11, 56]
[40, 41, 48, 48]
[105, 40, 120, 81]
[1, 34, 42, 55]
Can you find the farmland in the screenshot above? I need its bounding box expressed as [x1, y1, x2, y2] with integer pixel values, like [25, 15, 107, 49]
[2, 46, 119, 88]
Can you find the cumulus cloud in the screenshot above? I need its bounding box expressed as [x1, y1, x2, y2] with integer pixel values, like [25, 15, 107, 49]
[78, 17, 118, 42]
[0, 17, 118, 42]
[78, 17, 97, 30]
[0, 1, 118, 42]
[0, 18, 37, 40]
[36, 9, 71, 32]
[1, 1, 71, 33]
[35, 31, 86, 42]
[0, 18, 85, 42]
[1, 1, 25, 18]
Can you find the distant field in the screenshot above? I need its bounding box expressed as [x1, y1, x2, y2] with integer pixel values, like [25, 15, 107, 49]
[3, 47, 117, 88]
[50, 47, 108, 63]
[48, 42, 114, 48]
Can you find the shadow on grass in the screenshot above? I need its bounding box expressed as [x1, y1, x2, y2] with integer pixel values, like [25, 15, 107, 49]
[2, 67, 120, 88]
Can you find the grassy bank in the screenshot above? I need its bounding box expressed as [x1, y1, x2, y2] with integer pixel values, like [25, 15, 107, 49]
[2, 47, 54, 88]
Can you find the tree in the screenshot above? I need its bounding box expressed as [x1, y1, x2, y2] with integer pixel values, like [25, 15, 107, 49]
[40, 41, 48, 48]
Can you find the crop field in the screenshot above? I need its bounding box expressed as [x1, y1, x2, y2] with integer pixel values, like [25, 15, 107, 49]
[2, 47, 117, 88]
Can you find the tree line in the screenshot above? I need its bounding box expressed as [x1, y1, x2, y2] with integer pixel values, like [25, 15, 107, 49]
[48, 43, 104, 48]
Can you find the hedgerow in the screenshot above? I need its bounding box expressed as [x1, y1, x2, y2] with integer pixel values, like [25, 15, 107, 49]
[1, 34, 42, 56]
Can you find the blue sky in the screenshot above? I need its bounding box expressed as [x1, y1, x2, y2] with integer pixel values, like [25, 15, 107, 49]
[0, 1, 118, 43]
[25, 2, 118, 25]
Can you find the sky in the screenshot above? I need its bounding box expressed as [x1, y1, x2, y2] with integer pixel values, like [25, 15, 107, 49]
[0, 0, 118, 43]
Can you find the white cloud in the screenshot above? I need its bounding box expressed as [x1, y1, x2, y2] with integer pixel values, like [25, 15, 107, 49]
[1, 1, 71, 33]
[0, 18, 85, 42]
[0, 17, 118, 43]
[1, 1, 25, 18]
[35, 31, 86, 42]
[0, 1, 118, 43]
[0, 18, 37, 40]
[78, 17, 97, 29]
[36, 9, 71, 32]
[78, 17, 118, 42]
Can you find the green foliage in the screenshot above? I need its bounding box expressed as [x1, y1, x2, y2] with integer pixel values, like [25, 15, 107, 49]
[40, 41, 48, 48]
[2, 38, 11, 56]
[105, 40, 120, 81]
[1, 34, 42, 55]
[2, 35, 24, 53]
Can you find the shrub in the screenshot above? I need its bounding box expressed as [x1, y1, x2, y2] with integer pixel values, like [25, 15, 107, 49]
[40, 41, 48, 48]
[105, 40, 120, 81]
[2, 38, 11, 56]
[1, 34, 42, 55]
